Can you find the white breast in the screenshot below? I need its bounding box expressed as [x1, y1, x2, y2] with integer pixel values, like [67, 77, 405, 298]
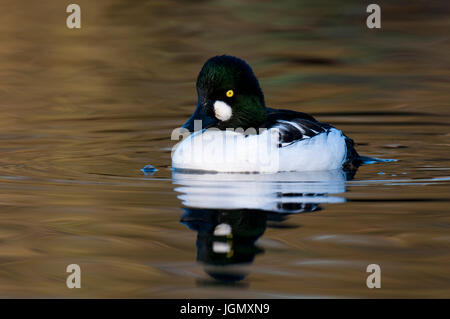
[171, 128, 347, 172]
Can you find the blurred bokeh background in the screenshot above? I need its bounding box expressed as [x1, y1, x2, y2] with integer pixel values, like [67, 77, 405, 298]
[0, 0, 449, 297]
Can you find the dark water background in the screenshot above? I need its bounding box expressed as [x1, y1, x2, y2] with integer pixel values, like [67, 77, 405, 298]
[0, 0, 449, 297]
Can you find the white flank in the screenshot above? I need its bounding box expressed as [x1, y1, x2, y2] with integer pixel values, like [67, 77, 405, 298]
[214, 100, 232, 121]
[171, 127, 347, 173]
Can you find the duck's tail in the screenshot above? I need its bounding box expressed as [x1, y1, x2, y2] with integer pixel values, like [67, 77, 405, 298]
[343, 135, 397, 171]
[343, 136, 361, 171]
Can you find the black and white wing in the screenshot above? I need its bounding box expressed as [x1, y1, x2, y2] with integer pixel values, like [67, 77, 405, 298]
[272, 118, 331, 146]
[265, 108, 361, 169]
[265, 109, 331, 146]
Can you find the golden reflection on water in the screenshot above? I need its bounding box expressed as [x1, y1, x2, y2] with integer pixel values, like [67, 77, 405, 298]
[0, 0, 449, 297]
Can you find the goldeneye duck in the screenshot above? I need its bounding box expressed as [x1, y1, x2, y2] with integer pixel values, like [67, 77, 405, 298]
[172, 55, 360, 173]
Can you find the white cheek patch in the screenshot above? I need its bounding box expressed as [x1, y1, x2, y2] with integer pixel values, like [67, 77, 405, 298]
[214, 100, 232, 121]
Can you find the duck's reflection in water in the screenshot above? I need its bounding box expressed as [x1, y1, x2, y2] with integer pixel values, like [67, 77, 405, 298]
[173, 170, 354, 283]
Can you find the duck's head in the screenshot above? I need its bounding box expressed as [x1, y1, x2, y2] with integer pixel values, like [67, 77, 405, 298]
[182, 55, 266, 131]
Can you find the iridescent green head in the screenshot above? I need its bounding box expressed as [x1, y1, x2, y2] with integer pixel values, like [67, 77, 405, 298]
[183, 55, 267, 131]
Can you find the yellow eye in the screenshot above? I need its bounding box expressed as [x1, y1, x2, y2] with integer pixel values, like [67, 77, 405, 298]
[226, 90, 234, 98]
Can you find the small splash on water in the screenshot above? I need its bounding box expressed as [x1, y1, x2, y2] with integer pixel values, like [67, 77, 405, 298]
[141, 165, 158, 176]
